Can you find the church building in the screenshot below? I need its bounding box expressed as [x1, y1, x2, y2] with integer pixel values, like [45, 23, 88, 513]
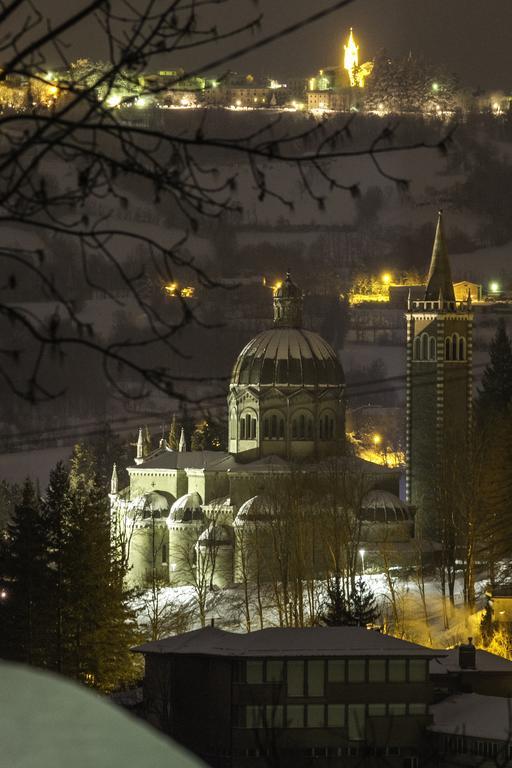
[110, 274, 412, 587]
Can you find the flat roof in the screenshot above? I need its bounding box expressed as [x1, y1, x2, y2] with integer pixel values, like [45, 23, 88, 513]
[134, 626, 443, 658]
[430, 693, 512, 741]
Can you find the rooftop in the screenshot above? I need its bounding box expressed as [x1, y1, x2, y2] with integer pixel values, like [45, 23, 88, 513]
[134, 626, 444, 658]
[429, 693, 512, 741]
[430, 648, 512, 675]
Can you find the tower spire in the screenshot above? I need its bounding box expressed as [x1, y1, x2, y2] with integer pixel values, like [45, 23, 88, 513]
[178, 427, 186, 452]
[425, 210, 455, 303]
[136, 427, 143, 460]
[110, 463, 118, 495]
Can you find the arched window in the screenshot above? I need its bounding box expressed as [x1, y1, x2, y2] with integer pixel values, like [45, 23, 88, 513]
[263, 412, 285, 440]
[240, 419, 245, 440]
[264, 418, 269, 438]
[414, 336, 421, 360]
[240, 411, 257, 440]
[319, 411, 336, 441]
[421, 333, 428, 360]
[452, 334, 458, 361]
[291, 411, 313, 440]
[271, 414, 277, 438]
[445, 337, 451, 361]
[162, 544, 167, 564]
[459, 337, 466, 361]
[429, 337, 436, 360]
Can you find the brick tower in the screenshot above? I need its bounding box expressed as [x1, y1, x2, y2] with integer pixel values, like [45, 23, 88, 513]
[405, 211, 473, 536]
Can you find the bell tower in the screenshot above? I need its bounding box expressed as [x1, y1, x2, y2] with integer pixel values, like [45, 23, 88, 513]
[406, 212, 473, 536]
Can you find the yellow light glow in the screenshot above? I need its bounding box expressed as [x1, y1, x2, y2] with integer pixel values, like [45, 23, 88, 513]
[235, 99, 241, 107]
[106, 93, 121, 108]
[272, 280, 282, 295]
[372, 433, 382, 446]
[490, 281, 500, 293]
[344, 27, 359, 87]
[48, 85, 58, 95]
[432, 82, 439, 92]
[382, 272, 392, 285]
[164, 282, 178, 296]
[180, 286, 195, 298]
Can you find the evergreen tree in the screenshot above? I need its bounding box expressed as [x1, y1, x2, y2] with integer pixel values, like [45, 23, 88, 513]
[64, 444, 141, 691]
[1, 479, 48, 665]
[350, 576, 379, 626]
[477, 319, 512, 414]
[40, 461, 73, 673]
[321, 576, 353, 626]
[168, 413, 179, 450]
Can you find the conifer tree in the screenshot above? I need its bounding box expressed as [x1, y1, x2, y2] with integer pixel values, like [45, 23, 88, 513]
[40, 461, 73, 673]
[1, 479, 48, 665]
[321, 576, 352, 626]
[477, 318, 512, 414]
[350, 576, 379, 626]
[63, 444, 141, 691]
[168, 414, 179, 450]
[480, 598, 497, 647]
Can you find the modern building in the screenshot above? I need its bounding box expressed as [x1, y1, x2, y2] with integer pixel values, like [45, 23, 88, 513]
[405, 211, 473, 536]
[430, 638, 512, 697]
[135, 625, 439, 768]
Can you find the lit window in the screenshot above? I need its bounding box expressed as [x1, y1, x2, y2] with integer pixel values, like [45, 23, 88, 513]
[286, 705, 304, 728]
[327, 704, 345, 727]
[368, 659, 386, 682]
[308, 660, 325, 696]
[409, 659, 427, 682]
[388, 659, 406, 682]
[287, 660, 304, 697]
[246, 660, 264, 684]
[307, 704, 325, 728]
[347, 659, 366, 683]
[327, 659, 345, 682]
[347, 704, 365, 740]
[267, 660, 284, 682]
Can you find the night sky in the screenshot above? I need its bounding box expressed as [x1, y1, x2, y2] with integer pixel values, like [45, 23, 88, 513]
[16, 1, 512, 88]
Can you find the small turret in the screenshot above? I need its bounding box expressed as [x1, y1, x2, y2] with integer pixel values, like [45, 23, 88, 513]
[273, 272, 303, 328]
[110, 463, 118, 496]
[178, 427, 186, 452]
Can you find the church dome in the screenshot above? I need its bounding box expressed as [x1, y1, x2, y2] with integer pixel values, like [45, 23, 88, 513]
[167, 492, 203, 523]
[233, 495, 275, 526]
[142, 491, 174, 518]
[360, 490, 412, 523]
[196, 524, 233, 546]
[231, 272, 343, 389]
[231, 329, 344, 388]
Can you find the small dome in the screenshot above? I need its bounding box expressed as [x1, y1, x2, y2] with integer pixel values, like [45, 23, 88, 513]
[231, 328, 344, 388]
[234, 495, 274, 526]
[142, 491, 174, 518]
[168, 492, 203, 523]
[196, 524, 233, 547]
[360, 490, 412, 523]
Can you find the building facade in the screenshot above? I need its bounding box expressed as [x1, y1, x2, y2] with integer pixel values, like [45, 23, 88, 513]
[135, 625, 438, 768]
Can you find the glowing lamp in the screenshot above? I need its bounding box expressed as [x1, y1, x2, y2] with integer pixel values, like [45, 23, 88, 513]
[372, 433, 382, 446]
[272, 280, 283, 295]
[382, 273, 392, 285]
[490, 281, 500, 293]
[164, 282, 178, 296]
[432, 82, 439, 92]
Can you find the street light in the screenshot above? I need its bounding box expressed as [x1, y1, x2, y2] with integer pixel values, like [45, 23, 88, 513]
[489, 281, 500, 293]
[372, 433, 382, 447]
[359, 548, 366, 575]
[381, 272, 392, 286]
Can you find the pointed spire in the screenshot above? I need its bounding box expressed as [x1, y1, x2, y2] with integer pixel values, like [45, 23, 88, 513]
[178, 427, 186, 452]
[159, 423, 167, 449]
[425, 210, 455, 303]
[136, 427, 143, 460]
[110, 463, 118, 495]
[273, 272, 303, 328]
[407, 287, 412, 311]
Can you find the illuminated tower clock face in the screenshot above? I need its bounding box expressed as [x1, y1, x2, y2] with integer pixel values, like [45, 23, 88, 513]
[344, 28, 359, 85]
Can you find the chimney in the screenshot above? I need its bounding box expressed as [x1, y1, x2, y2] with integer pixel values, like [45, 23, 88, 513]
[459, 637, 476, 669]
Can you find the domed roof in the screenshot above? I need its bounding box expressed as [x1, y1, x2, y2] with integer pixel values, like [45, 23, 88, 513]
[231, 328, 344, 388]
[360, 490, 413, 523]
[168, 492, 203, 523]
[233, 495, 274, 526]
[142, 491, 174, 518]
[196, 524, 233, 546]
